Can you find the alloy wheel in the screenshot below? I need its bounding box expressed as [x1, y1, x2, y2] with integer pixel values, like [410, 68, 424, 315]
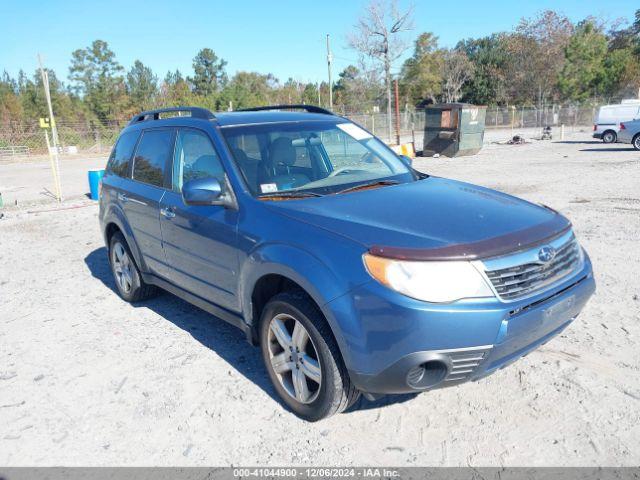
[267, 313, 322, 404]
[112, 242, 133, 293]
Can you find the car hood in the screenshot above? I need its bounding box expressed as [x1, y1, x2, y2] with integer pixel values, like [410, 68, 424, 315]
[265, 177, 570, 260]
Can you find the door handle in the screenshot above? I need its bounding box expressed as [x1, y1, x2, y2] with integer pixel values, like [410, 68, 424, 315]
[128, 197, 147, 206]
[160, 207, 176, 219]
[119, 193, 147, 206]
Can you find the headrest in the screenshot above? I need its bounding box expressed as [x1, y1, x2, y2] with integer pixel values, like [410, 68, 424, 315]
[268, 137, 296, 167]
[192, 155, 222, 176]
[231, 147, 249, 163]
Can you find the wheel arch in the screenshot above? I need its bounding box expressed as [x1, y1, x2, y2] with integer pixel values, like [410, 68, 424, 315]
[102, 207, 146, 273]
[240, 243, 354, 366]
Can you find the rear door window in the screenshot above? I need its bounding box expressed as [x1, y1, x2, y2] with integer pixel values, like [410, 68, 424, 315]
[106, 131, 139, 177]
[132, 129, 174, 188]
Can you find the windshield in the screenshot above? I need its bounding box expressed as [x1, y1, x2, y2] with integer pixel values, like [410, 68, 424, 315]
[221, 120, 415, 197]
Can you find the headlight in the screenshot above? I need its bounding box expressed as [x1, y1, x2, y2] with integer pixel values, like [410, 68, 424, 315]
[363, 253, 494, 303]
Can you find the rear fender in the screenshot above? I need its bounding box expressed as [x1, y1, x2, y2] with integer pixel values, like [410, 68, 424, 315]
[102, 204, 147, 273]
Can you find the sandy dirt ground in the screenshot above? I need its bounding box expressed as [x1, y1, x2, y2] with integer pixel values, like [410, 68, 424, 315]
[0, 155, 105, 206]
[0, 132, 639, 466]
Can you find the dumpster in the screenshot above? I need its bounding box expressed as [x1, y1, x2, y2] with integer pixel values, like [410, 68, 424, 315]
[422, 103, 486, 157]
[88, 169, 105, 200]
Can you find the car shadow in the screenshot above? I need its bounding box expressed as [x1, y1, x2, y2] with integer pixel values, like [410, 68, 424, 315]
[553, 140, 602, 144]
[346, 392, 419, 412]
[579, 147, 636, 152]
[84, 247, 416, 415]
[84, 247, 279, 403]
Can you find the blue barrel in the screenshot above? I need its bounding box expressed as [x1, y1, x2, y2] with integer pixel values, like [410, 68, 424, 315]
[88, 169, 105, 200]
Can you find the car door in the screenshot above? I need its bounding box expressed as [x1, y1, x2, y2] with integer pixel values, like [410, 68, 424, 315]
[126, 127, 175, 278]
[159, 127, 240, 311]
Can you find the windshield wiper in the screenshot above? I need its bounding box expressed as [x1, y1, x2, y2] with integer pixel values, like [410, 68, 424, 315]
[335, 180, 399, 195]
[257, 191, 323, 200]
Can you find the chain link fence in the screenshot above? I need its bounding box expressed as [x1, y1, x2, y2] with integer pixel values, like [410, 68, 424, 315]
[349, 105, 597, 143]
[0, 121, 124, 160]
[0, 105, 598, 160]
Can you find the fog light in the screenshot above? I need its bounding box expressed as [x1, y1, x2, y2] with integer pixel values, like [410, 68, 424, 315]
[406, 360, 448, 389]
[406, 365, 425, 386]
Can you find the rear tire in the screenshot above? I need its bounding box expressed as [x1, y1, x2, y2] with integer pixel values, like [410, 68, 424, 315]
[108, 231, 157, 302]
[602, 131, 616, 143]
[633, 134, 640, 151]
[259, 291, 359, 421]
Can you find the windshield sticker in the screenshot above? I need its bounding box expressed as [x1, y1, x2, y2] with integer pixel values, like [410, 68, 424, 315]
[337, 123, 373, 141]
[260, 183, 278, 193]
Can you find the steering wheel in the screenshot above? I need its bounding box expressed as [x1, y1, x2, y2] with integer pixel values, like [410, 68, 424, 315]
[328, 166, 361, 177]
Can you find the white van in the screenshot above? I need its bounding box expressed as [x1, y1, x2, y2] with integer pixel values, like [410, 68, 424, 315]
[593, 99, 640, 143]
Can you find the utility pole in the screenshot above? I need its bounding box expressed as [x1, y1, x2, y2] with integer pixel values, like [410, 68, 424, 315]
[38, 54, 62, 202]
[326, 34, 333, 110]
[394, 79, 401, 145]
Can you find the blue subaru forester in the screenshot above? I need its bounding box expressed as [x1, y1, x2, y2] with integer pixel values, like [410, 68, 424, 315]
[99, 105, 595, 421]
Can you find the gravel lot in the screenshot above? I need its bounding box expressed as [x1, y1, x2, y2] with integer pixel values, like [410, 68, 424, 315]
[1, 133, 639, 466]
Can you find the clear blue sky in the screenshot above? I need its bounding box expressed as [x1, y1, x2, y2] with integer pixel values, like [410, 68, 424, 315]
[1, 0, 638, 84]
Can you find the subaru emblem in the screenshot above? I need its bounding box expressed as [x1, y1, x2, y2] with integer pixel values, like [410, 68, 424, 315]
[538, 246, 556, 263]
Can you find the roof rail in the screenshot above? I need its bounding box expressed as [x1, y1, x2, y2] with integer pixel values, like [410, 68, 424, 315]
[128, 106, 215, 125]
[236, 104, 335, 116]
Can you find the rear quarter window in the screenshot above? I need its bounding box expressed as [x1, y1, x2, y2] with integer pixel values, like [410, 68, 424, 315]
[106, 131, 139, 177]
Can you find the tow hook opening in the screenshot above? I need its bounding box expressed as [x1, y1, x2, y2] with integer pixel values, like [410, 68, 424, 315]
[406, 360, 448, 389]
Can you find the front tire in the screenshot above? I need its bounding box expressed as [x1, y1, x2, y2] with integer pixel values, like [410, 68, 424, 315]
[260, 291, 359, 421]
[108, 231, 157, 302]
[602, 131, 616, 143]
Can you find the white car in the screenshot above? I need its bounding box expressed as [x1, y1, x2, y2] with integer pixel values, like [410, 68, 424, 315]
[618, 119, 640, 150]
[593, 100, 640, 143]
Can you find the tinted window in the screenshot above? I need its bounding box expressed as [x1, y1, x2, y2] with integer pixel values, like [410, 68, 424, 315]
[133, 129, 174, 187]
[106, 131, 139, 177]
[172, 129, 225, 192]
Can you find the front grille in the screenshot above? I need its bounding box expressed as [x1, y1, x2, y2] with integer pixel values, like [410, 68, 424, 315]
[444, 347, 491, 383]
[485, 236, 581, 301]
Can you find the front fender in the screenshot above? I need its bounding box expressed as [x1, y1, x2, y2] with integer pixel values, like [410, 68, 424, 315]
[239, 242, 358, 367]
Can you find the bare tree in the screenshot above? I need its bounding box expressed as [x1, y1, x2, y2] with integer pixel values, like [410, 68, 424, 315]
[506, 11, 573, 106]
[441, 49, 474, 102]
[349, 0, 413, 142]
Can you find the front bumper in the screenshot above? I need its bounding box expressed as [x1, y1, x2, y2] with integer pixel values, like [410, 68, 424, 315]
[328, 258, 595, 395]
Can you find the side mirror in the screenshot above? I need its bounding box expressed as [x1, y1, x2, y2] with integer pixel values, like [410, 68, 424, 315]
[398, 154, 413, 168]
[182, 177, 224, 206]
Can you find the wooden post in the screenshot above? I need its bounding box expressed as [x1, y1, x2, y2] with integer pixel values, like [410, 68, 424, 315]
[44, 129, 61, 201]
